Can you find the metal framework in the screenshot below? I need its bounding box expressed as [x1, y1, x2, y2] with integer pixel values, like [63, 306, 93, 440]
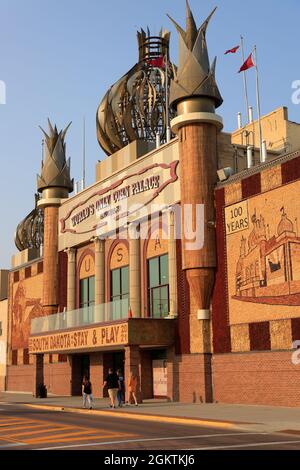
[97, 29, 175, 156]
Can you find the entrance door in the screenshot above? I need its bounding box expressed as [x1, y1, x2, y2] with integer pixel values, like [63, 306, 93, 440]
[81, 355, 90, 381]
[152, 350, 167, 398]
[71, 354, 90, 396]
[113, 352, 124, 373]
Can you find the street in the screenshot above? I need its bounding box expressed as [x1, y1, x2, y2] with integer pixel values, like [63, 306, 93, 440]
[0, 402, 300, 450]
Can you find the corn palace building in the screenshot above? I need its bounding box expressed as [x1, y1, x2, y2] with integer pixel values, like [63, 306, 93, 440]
[4, 3, 300, 405]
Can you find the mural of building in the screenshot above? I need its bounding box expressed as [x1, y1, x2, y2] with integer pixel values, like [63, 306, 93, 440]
[0, 270, 9, 390]
[4, 2, 300, 406]
[234, 207, 300, 303]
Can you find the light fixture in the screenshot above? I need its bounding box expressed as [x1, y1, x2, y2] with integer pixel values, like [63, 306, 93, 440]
[217, 167, 234, 182]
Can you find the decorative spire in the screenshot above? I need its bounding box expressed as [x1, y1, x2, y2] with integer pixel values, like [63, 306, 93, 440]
[37, 119, 73, 194]
[167, 1, 223, 110]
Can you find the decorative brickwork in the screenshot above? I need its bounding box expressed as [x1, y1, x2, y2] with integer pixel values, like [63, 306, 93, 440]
[270, 319, 292, 350]
[212, 188, 231, 353]
[25, 267, 31, 279]
[170, 354, 213, 403]
[261, 166, 282, 193]
[230, 324, 250, 352]
[291, 318, 300, 342]
[224, 181, 242, 206]
[175, 239, 190, 354]
[282, 155, 300, 184]
[249, 322, 271, 351]
[213, 351, 300, 407]
[23, 348, 29, 365]
[241, 173, 261, 199]
[58, 251, 68, 313]
[37, 262, 43, 274]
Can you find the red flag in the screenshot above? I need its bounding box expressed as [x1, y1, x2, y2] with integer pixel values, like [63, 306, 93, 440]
[147, 56, 165, 68]
[224, 45, 240, 55]
[128, 307, 133, 319]
[239, 53, 255, 73]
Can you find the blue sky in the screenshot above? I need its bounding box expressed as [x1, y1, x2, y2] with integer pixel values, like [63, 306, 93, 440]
[0, 0, 299, 267]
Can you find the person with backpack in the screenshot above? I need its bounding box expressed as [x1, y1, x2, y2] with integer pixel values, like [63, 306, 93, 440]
[82, 376, 93, 409]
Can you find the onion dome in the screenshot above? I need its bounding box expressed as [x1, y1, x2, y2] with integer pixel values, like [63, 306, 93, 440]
[277, 209, 294, 236]
[96, 28, 175, 156]
[14, 195, 44, 251]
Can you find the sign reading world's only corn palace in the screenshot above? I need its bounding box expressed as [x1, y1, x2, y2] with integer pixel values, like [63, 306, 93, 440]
[58, 146, 180, 251]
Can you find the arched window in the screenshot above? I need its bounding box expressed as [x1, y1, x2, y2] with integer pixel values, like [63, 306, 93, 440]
[78, 251, 95, 324]
[146, 226, 169, 318]
[109, 242, 129, 319]
[148, 254, 169, 318]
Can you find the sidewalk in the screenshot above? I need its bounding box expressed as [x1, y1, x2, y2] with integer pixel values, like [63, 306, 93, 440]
[1, 392, 300, 434]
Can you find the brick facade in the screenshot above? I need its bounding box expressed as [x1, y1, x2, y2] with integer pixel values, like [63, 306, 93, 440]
[168, 353, 213, 403]
[7, 361, 72, 396]
[213, 351, 300, 407]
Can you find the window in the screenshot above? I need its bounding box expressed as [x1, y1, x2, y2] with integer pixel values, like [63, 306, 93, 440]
[0, 321, 2, 336]
[148, 254, 169, 318]
[80, 276, 95, 308]
[111, 266, 129, 319]
[80, 276, 95, 324]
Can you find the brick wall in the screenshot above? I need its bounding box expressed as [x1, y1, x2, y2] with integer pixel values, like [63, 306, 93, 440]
[140, 350, 153, 399]
[6, 365, 34, 392]
[213, 351, 300, 407]
[44, 362, 71, 396]
[171, 354, 212, 403]
[90, 353, 104, 398]
[6, 362, 72, 396]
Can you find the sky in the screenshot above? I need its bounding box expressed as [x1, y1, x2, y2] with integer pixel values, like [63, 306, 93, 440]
[0, 0, 299, 268]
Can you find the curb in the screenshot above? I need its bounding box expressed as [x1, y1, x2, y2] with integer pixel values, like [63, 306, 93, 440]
[23, 403, 248, 430]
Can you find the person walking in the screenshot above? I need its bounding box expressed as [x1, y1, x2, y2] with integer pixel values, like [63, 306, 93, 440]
[82, 376, 93, 409]
[116, 369, 125, 407]
[127, 372, 138, 406]
[103, 368, 119, 409]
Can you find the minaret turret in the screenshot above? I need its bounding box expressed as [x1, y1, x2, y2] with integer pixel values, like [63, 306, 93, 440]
[168, 2, 223, 392]
[37, 120, 73, 316]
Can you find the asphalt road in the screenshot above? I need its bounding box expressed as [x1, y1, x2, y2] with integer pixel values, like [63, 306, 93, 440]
[0, 402, 300, 451]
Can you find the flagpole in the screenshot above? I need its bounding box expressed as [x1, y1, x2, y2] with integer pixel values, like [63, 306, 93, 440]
[82, 116, 86, 190]
[240, 36, 250, 123]
[254, 45, 263, 163]
[165, 51, 171, 143]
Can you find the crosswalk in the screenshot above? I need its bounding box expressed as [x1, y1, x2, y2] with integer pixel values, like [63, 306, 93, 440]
[0, 415, 136, 447]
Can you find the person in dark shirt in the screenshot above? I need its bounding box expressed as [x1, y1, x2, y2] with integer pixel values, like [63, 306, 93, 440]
[82, 376, 93, 409]
[103, 368, 119, 408]
[116, 369, 125, 407]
